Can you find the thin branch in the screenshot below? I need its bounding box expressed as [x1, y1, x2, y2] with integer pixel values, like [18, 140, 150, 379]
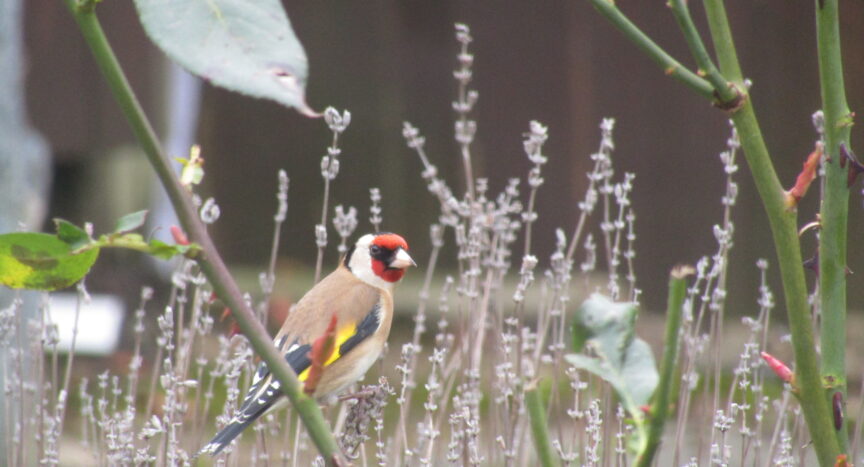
[587, 0, 715, 99]
[668, 0, 739, 105]
[700, 0, 744, 83]
[62, 2, 342, 463]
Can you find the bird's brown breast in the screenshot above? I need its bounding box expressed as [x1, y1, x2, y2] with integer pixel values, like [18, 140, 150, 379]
[276, 266, 391, 347]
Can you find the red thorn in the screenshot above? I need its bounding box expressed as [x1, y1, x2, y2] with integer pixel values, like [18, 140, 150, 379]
[220, 307, 240, 337]
[304, 314, 338, 395]
[761, 351, 794, 384]
[833, 391, 844, 431]
[170, 225, 190, 245]
[784, 145, 822, 209]
[840, 143, 864, 188]
[835, 454, 849, 467]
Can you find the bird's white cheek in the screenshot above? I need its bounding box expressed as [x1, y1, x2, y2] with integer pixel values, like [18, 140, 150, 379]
[353, 261, 395, 290]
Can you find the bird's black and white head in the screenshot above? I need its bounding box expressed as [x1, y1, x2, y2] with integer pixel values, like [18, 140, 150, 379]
[344, 232, 415, 289]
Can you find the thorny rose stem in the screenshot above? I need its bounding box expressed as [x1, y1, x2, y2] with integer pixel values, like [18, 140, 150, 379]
[62, 1, 343, 464]
[587, 0, 847, 462]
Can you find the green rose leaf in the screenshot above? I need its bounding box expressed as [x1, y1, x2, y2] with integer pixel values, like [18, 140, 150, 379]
[54, 218, 92, 250]
[147, 239, 182, 260]
[134, 0, 316, 116]
[114, 210, 148, 234]
[0, 233, 99, 290]
[566, 293, 658, 418]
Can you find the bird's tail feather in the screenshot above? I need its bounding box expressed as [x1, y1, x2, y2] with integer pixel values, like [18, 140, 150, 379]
[196, 415, 259, 457]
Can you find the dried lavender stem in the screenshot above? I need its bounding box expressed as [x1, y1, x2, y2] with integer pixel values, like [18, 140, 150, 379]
[264, 170, 289, 306]
[391, 230, 443, 463]
[315, 108, 350, 284]
[51, 283, 86, 460]
[37, 298, 47, 462]
[469, 247, 498, 371]
[850, 376, 864, 460]
[15, 305, 26, 466]
[565, 119, 615, 263]
[314, 174, 333, 283]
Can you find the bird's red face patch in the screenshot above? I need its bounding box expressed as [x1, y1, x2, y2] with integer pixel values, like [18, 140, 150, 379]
[372, 261, 405, 283]
[370, 233, 410, 283]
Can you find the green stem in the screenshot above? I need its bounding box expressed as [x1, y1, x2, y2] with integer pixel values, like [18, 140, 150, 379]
[701, 0, 743, 82]
[525, 380, 561, 467]
[733, 102, 842, 467]
[587, 0, 715, 100]
[637, 266, 691, 467]
[816, 0, 852, 450]
[62, 1, 342, 463]
[703, 1, 844, 462]
[668, 0, 738, 104]
[589, 0, 844, 463]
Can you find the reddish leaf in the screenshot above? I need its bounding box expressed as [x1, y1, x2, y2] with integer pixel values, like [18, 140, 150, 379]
[761, 351, 794, 385]
[835, 454, 849, 467]
[304, 314, 338, 395]
[785, 144, 822, 209]
[170, 225, 190, 245]
[220, 307, 240, 337]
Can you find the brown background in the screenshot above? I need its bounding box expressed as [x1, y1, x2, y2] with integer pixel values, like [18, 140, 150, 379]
[23, 1, 864, 312]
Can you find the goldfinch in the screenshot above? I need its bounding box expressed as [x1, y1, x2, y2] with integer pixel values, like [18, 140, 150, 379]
[199, 232, 415, 456]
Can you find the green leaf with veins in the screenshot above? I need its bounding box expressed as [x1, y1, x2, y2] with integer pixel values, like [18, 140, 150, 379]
[0, 233, 99, 290]
[114, 210, 148, 234]
[134, 0, 316, 116]
[54, 218, 92, 250]
[1, 211, 198, 290]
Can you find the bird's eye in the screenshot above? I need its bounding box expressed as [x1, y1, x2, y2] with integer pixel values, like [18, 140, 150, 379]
[370, 245, 382, 255]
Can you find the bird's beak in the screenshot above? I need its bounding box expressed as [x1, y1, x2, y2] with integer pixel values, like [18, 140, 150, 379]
[390, 248, 416, 269]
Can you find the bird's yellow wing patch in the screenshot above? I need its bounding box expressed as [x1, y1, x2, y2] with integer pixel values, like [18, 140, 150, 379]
[297, 322, 357, 381]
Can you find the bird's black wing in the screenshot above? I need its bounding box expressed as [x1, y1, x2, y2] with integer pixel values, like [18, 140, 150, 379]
[197, 338, 311, 456]
[338, 304, 380, 356]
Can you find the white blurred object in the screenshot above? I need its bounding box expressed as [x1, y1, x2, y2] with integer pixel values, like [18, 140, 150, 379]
[47, 293, 125, 355]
